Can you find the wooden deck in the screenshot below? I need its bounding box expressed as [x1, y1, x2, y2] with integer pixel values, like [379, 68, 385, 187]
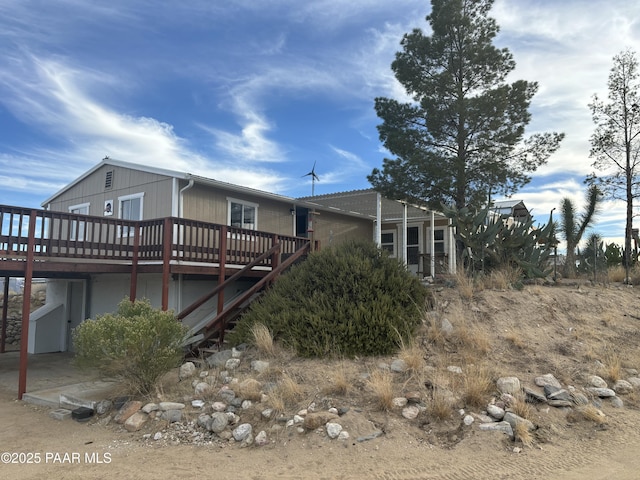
[0, 205, 310, 278]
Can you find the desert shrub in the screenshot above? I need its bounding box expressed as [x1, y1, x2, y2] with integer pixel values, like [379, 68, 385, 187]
[73, 298, 188, 396]
[231, 240, 428, 357]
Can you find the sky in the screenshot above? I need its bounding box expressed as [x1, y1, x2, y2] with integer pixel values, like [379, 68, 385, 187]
[1, 0, 639, 248]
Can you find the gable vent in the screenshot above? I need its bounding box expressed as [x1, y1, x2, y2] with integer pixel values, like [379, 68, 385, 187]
[105, 170, 114, 190]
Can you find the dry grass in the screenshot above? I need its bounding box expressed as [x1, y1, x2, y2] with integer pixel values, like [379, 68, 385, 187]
[398, 341, 425, 376]
[250, 322, 276, 357]
[576, 404, 607, 425]
[450, 320, 492, 360]
[429, 387, 454, 420]
[461, 364, 493, 408]
[323, 364, 351, 396]
[514, 420, 533, 447]
[601, 348, 622, 383]
[455, 270, 475, 299]
[483, 266, 523, 290]
[509, 393, 532, 420]
[505, 331, 526, 350]
[367, 370, 395, 411]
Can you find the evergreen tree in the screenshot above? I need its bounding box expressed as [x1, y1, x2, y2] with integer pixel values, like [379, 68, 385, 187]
[368, 0, 564, 211]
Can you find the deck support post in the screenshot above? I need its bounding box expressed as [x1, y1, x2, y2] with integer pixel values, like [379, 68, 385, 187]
[129, 222, 140, 302]
[1, 276, 9, 353]
[216, 226, 227, 315]
[161, 218, 172, 311]
[18, 211, 36, 400]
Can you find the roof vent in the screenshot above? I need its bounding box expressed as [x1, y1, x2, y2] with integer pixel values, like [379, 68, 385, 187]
[105, 170, 113, 190]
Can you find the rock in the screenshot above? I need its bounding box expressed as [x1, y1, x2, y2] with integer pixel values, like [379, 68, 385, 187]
[162, 409, 182, 423]
[588, 375, 608, 388]
[523, 386, 547, 403]
[440, 318, 454, 334]
[192, 400, 205, 408]
[546, 388, 573, 402]
[478, 421, 513, 437]
[254, 430, 268, 446]
[472, 413, 495, 423]
[251, 360, 270, 373]
[206, 350, 233, 368]
[535, 374, 562, 389]
[486, 404, 505, 420]
[610, 396, 624, 408]
[179, 362, 197, 379]
[338, 431, 350, 441]
[197, 413, 211, 429]
[114, 401, 143, 424]
[194, 382, 211, 396]
[95, 400, 113, 415]
[326, 422, 343, 439]
[208, 412, 229, 433]
[405, 391, 422, 403]
[393, 397, 408, 408]
[627, 377, 640, 388]
[304, 412, 339, 430]
[402, 405, 420, 420]
[141, 402, 159, 414]
[391, 359, 407, 373]
[613, 379, 633, 395]
[159, 402, 185, 411]
[586, 387, 616, 398]
[225, 358, 241, 370]
[447, 366, 463, 374]
[548, 399, 573, 408]
[237, 378, 262, 400]
[232, 423, 253, 442]
[463, 415, 474, 426]
[497, 377, 521, 395]
[572, 392, 589, 406]
[124, 411, 148, 432]
[212, 402, 227, 412]
[503, 412, 535, 432]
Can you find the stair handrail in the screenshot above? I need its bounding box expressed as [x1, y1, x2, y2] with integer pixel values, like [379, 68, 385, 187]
[177, 242, 282, 321]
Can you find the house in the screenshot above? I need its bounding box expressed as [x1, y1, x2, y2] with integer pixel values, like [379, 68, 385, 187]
[302, 189, 457, 277]
[1, 158, 458, 398]
[490, 200, 532, 227]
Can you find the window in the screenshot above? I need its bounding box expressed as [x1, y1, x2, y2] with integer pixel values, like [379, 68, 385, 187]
[434, 229, 445, 254]
[381, 231, 395, 255]
[406, 226, 419, 265]
[69, 203, 89, 241]
[227, 198, 258, 230]
[118, 193, 144, 236]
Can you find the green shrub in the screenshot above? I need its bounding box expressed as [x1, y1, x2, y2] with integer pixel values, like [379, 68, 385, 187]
[73, 298, 188, 396]
[231, 240, 428, 357]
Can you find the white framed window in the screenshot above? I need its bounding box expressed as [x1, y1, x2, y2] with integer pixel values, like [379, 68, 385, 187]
[118, 192, 144, 236]
[434, 229, 445, 254]
[69, 203, 89, 241]
[227, 197, 258, 230]
[381, 230, 396, 256]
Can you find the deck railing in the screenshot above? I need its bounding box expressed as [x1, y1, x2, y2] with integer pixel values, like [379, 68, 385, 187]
[0, 205, 309, 268]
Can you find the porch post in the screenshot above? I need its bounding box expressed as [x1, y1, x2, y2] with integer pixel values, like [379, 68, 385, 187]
[18, 210, 36, 400]
[401, 202, 407, 266]
[129, 221, 140, 302]
[1, 276, 9, 353]
[217, 226, 227, 315]
[375, 192, 382, 247]
[161, 218, 172, 311]
[448, 218, 456, 274]
[430, 211, 436, 277]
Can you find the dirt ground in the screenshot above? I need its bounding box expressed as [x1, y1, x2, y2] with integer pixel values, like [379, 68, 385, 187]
[3, 282, 640, 479]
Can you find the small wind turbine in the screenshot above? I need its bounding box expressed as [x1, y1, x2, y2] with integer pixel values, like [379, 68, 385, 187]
[302, 161, 319, 197]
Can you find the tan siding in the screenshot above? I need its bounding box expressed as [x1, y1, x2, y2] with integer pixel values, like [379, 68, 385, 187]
[313, 210, 373, 247]
[46, 165, 175, 219]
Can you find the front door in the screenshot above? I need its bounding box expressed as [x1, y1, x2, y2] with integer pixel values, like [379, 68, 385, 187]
[406, 226, 420, 275]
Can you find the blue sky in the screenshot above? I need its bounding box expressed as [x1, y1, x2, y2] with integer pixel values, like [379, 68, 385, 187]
[1, 0, 639, 247]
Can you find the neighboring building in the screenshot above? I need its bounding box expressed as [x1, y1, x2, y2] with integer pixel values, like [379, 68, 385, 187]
[490, 200, 532, 227]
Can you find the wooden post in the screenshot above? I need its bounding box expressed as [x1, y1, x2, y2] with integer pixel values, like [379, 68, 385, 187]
[18, 211, 36, 400]
[161, 218, 172, 311]
[216, 226, 227, 315]
[1, 276, 9, 353]
[129, 222, 140, 302]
